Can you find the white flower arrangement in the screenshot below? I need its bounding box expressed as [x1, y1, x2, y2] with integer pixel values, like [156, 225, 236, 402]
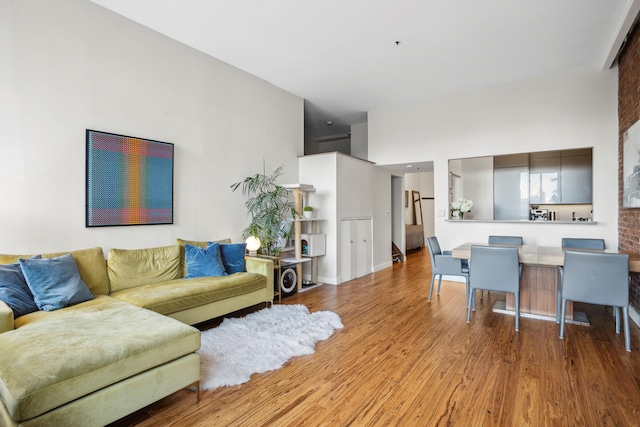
[450, 198, 473, 219]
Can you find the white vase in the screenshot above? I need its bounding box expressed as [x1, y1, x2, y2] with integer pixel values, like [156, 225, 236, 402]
[303, 211, 313, 219]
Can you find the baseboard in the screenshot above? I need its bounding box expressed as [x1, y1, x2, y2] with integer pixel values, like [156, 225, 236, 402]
[374, 261, 393, 272]
[316, 275, 338, 285]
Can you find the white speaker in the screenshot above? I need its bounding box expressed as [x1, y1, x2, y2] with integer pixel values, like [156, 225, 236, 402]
[280, 265, 297, 297]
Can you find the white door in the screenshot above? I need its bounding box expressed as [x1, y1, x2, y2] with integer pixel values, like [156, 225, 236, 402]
[341, 219, 373, 283]
[356, 219, 372, 278]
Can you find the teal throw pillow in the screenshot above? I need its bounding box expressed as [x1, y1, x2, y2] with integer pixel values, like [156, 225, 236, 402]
[0, 261, 39, 317]
[184, 243, 227, 279]
[19, 254, 94, 311]
[219, 243, 247, 274]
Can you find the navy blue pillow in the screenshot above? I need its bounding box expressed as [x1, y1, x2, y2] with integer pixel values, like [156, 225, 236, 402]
[19, 254, 94, 312]
[219, 243, 247, 274]
[0, 262, 39, 317]
[184, 243, 227, 279]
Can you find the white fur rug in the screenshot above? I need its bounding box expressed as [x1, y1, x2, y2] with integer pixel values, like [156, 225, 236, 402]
[198, 304, 343, 390]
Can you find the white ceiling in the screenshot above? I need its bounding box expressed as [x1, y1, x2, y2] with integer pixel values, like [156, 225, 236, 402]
[90, 0, 638, 138]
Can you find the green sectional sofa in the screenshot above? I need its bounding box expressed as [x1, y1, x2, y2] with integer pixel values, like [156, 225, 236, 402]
[0, 239, 274, 426]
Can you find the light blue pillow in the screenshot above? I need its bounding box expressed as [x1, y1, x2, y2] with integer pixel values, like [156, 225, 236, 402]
[0, 261, 39, 317]
[19, 254, 94, 311]
[184, 243, 227, 279]
[219, 243, 247, 274]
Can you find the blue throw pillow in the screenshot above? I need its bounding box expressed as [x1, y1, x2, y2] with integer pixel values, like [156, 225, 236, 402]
[0, 262, 39, 317]
[219, 243, 247, 274]
[184, 243, 227, 279]
[19, 254, 94, 311]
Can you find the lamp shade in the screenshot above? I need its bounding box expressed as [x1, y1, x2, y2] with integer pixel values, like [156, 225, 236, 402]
[245, 236, 261, 252]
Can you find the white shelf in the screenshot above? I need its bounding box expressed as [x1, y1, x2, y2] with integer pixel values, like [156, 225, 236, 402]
[283, 183, 316, 192]
[280, 257, 312, 264]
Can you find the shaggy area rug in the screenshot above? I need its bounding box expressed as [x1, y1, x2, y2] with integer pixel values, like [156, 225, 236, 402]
[198, 304, 343, 390]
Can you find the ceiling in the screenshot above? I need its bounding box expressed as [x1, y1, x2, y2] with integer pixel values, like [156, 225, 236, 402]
[90, 0, 638, 139]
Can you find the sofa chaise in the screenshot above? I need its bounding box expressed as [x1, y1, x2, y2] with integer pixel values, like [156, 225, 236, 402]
[0, 238, 274, 426]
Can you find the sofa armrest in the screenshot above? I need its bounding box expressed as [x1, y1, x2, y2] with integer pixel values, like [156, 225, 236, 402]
[0, 300, 14, 333]
[245, 256, 274, 302]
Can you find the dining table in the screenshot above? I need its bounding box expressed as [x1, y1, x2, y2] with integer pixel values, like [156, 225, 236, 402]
[451, 243, 640, 324]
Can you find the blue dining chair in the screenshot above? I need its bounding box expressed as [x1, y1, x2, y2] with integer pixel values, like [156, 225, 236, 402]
[467, 245, 522, 331]
[426, 237, 469, 305]
[488, 235, 524, 245]
[556, 238, 606, 322]
[561, 238, 605, 250]
[558, 250, 631, 352]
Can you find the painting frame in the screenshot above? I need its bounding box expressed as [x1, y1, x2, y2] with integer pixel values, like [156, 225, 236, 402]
[624, 120, 640, 208]
[86, 129, 174, 227]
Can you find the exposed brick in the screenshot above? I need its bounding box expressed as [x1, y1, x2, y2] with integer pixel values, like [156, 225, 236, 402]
[618, 23, 640, 311]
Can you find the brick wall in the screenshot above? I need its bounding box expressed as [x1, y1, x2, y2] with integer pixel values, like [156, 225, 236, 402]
[618, 23, 640, 311]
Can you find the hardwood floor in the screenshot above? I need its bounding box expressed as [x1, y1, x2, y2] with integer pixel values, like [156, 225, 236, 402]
[112, 249, 640, 426]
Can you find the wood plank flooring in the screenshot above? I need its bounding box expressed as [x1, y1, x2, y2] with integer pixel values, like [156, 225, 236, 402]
[111, 249, 640, 426]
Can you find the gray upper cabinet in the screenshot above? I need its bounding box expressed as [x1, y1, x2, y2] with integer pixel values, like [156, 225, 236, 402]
[529, 152, 561, 204]
[560, 149, 592, 204]
[529, 149, 592, 205]
[494, 154, 530, 220]
[453, 147, 593, 221]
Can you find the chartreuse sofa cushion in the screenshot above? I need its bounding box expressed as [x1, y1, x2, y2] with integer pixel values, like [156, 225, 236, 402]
[0, 295, 200, 422]
[110, 272, 268, 316]
[107, 245, 182, 292]
[19, 254, 94, 311]
[0, 262, 38, 318]
[184, 243, 227, 278]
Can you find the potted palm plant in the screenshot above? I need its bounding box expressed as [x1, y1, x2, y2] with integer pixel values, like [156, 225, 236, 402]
[231, 164, 296, 256]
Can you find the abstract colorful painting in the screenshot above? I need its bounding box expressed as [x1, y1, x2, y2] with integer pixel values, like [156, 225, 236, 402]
[86, 130, 174, 227]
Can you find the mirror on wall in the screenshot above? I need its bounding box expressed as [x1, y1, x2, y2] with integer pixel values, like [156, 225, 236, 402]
[448, 148, 593, 221]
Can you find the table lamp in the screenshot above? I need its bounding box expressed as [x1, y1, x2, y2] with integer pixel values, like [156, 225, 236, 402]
[245, 236, 261, 256]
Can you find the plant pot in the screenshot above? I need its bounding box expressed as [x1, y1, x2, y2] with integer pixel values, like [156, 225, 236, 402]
[303, 211, 313, 219]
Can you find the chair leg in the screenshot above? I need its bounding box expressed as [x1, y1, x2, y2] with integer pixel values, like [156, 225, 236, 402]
[514, 291, 520, 332]
[437, 276, 443, 294]
[559, 298, 567, 339]
[623, 305, 631, 352]
[428, 274, 436, 301]
[615, 306, 621, 334]
[465, 277, 470, 308]
[467, 287, 473, 323]
[556, 267, 562, 324]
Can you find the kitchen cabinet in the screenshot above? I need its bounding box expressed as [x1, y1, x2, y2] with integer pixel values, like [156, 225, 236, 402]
[529, 154, 561, 204]
[560, 150, 592, 204]
[529, 150, 592, 205]
[493, 154, 530, 220]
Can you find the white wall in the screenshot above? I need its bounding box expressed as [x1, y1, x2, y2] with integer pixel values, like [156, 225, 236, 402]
[0, 0, 303, 254]
[368, 66, 619, 250]
[337, 153, 392, 276]
[298, 154, 337, 284]
[419, 172, 435, 238]
[299, 152, 392, 284]
[351, 122, 368, 160]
